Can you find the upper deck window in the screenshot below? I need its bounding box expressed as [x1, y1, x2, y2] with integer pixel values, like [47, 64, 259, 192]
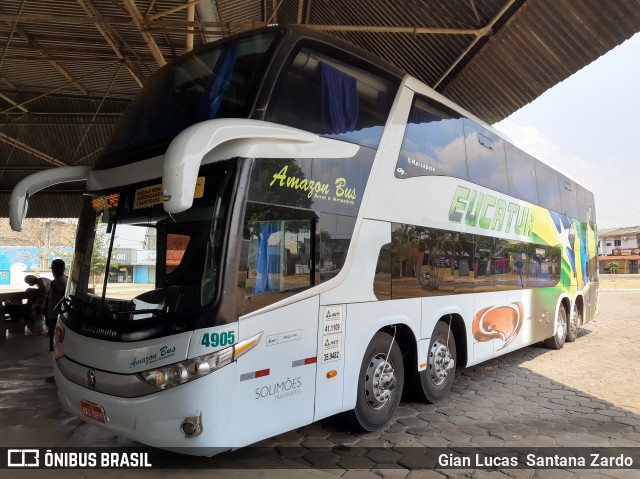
[576, 184, 596, 225]
[463, 120, 509, 194]
[395, 95, 466, 180]
[535, 160, 562, 213]
[98, 31, 278, 168]
[505, 144, 538, 205]
[266, 47, 400, 148]
[559, 175, 579, 219]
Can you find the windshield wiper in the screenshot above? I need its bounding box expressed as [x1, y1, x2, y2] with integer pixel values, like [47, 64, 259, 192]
[65, 296, 166, 321]
[102, 215, 118, 303]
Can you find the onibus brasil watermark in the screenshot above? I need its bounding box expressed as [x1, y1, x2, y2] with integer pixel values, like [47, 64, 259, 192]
[6, 449, 151, 468]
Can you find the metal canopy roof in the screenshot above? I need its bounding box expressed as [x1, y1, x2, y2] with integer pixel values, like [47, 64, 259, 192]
[1, 0, 640, 219]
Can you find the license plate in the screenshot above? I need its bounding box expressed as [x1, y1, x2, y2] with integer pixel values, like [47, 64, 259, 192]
[80, 400, 107, 423]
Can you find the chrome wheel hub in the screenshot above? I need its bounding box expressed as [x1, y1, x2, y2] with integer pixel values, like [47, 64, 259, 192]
[429, 339, 454, 386]
[365, 354, 396, 410]
[557, 311, 567, 338]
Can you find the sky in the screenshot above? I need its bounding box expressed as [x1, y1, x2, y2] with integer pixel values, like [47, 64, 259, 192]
[493, 32, 640, 231]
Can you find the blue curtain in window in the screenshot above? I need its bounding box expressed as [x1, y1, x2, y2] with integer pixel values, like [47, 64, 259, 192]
[254, 221, 281, 294]
[320, 63, 358, 134]
[199, 46, 238, 120]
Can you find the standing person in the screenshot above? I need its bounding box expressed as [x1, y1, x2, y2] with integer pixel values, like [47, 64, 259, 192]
[46, 259, 67, 352]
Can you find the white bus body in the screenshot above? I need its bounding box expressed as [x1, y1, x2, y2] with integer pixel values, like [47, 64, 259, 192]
[10, 26, 598, 455]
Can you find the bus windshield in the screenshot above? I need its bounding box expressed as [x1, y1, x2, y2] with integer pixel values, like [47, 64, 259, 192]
[67, 161, 236, 338]
[101, 31, 277, 165]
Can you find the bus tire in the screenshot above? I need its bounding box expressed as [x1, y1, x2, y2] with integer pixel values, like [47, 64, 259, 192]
[544, 307, 567, 349]
[566, 302, 581, 343]
[419, 320, 457, 404]
[350, 331, 404, 432]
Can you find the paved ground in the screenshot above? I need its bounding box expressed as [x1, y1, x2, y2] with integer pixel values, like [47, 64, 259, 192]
[1, 286, 639, 478]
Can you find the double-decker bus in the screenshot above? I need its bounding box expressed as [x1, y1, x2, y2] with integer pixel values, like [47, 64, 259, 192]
[10, 25, 598, 455]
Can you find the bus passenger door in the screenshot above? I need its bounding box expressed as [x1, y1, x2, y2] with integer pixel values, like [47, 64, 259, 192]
[233, 208, 321, 445]
[234, 296, 319, 447]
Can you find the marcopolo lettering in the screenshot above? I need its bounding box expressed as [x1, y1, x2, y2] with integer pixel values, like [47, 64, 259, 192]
[448, 186, 534, 237]
[407, 157, 436, 173]
[80, 324, 117, 339]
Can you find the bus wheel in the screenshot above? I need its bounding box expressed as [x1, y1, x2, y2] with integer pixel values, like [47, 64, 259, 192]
[419, 320, 456, 403]
[350, 331, 404, 431]
[544, 307, 567, 349]
[566, 302, 582, 342]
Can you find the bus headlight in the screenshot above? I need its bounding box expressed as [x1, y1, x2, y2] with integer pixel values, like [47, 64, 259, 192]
[139, 332, 262, 390]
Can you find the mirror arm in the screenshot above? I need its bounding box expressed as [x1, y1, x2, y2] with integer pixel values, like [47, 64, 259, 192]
[10, 166, 91, 231]
[162, 119, 319, 214]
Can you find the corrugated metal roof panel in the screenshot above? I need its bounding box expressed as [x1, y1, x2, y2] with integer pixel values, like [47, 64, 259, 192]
[443, 0, 640, 122]
[1, 0, 640, 219]
[0, 192, 85, 219]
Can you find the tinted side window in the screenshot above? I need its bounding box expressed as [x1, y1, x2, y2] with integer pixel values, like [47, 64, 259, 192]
[373, 223, 562, 301]
[237, 203, 315, 316]
[474, 235, 496, 290]
[576, 184, 596, 226]
[267, 47, 399, 148]
[506, 144, 538, 204]
[526, 244, 561, 287]
[317, 213, 356, 282]
[247, 151, 375, 217]
[374, 243, 392, 300]
[389, 224, 454, 299]
[395, 96, 466, 180]
[455, 233, 475, 294]
[238, 152, 372, 316]
[236, 203, 359, 316]
[495, 239, 526, 290]
[464, 120, 508, 194]
[559, 175, 579, 219]
[535, 161, 561, 213]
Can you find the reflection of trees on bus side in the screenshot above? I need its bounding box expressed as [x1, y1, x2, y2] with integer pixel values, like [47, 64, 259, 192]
[90, 223, 108, 289]
[391, 225, 468, 291]
[387, 223, 562, 293]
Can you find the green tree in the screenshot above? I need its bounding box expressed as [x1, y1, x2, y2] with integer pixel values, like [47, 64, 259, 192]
[0, 218, 76, 270]
[89, 226, 108, 288]
[608, 261, 619, 274]
[391, 224, 424, 279]
[391, 225, 461, 290]
[423, 229, 463, 290]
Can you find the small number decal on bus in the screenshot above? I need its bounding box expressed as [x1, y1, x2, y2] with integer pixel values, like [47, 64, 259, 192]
[201, 331, 235, 348]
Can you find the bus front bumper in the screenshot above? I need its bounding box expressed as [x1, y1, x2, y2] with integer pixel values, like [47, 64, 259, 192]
[54, 360, 237, 455]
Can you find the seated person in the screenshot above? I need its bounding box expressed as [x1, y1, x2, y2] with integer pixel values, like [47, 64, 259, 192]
[24, 275, 52, 315]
